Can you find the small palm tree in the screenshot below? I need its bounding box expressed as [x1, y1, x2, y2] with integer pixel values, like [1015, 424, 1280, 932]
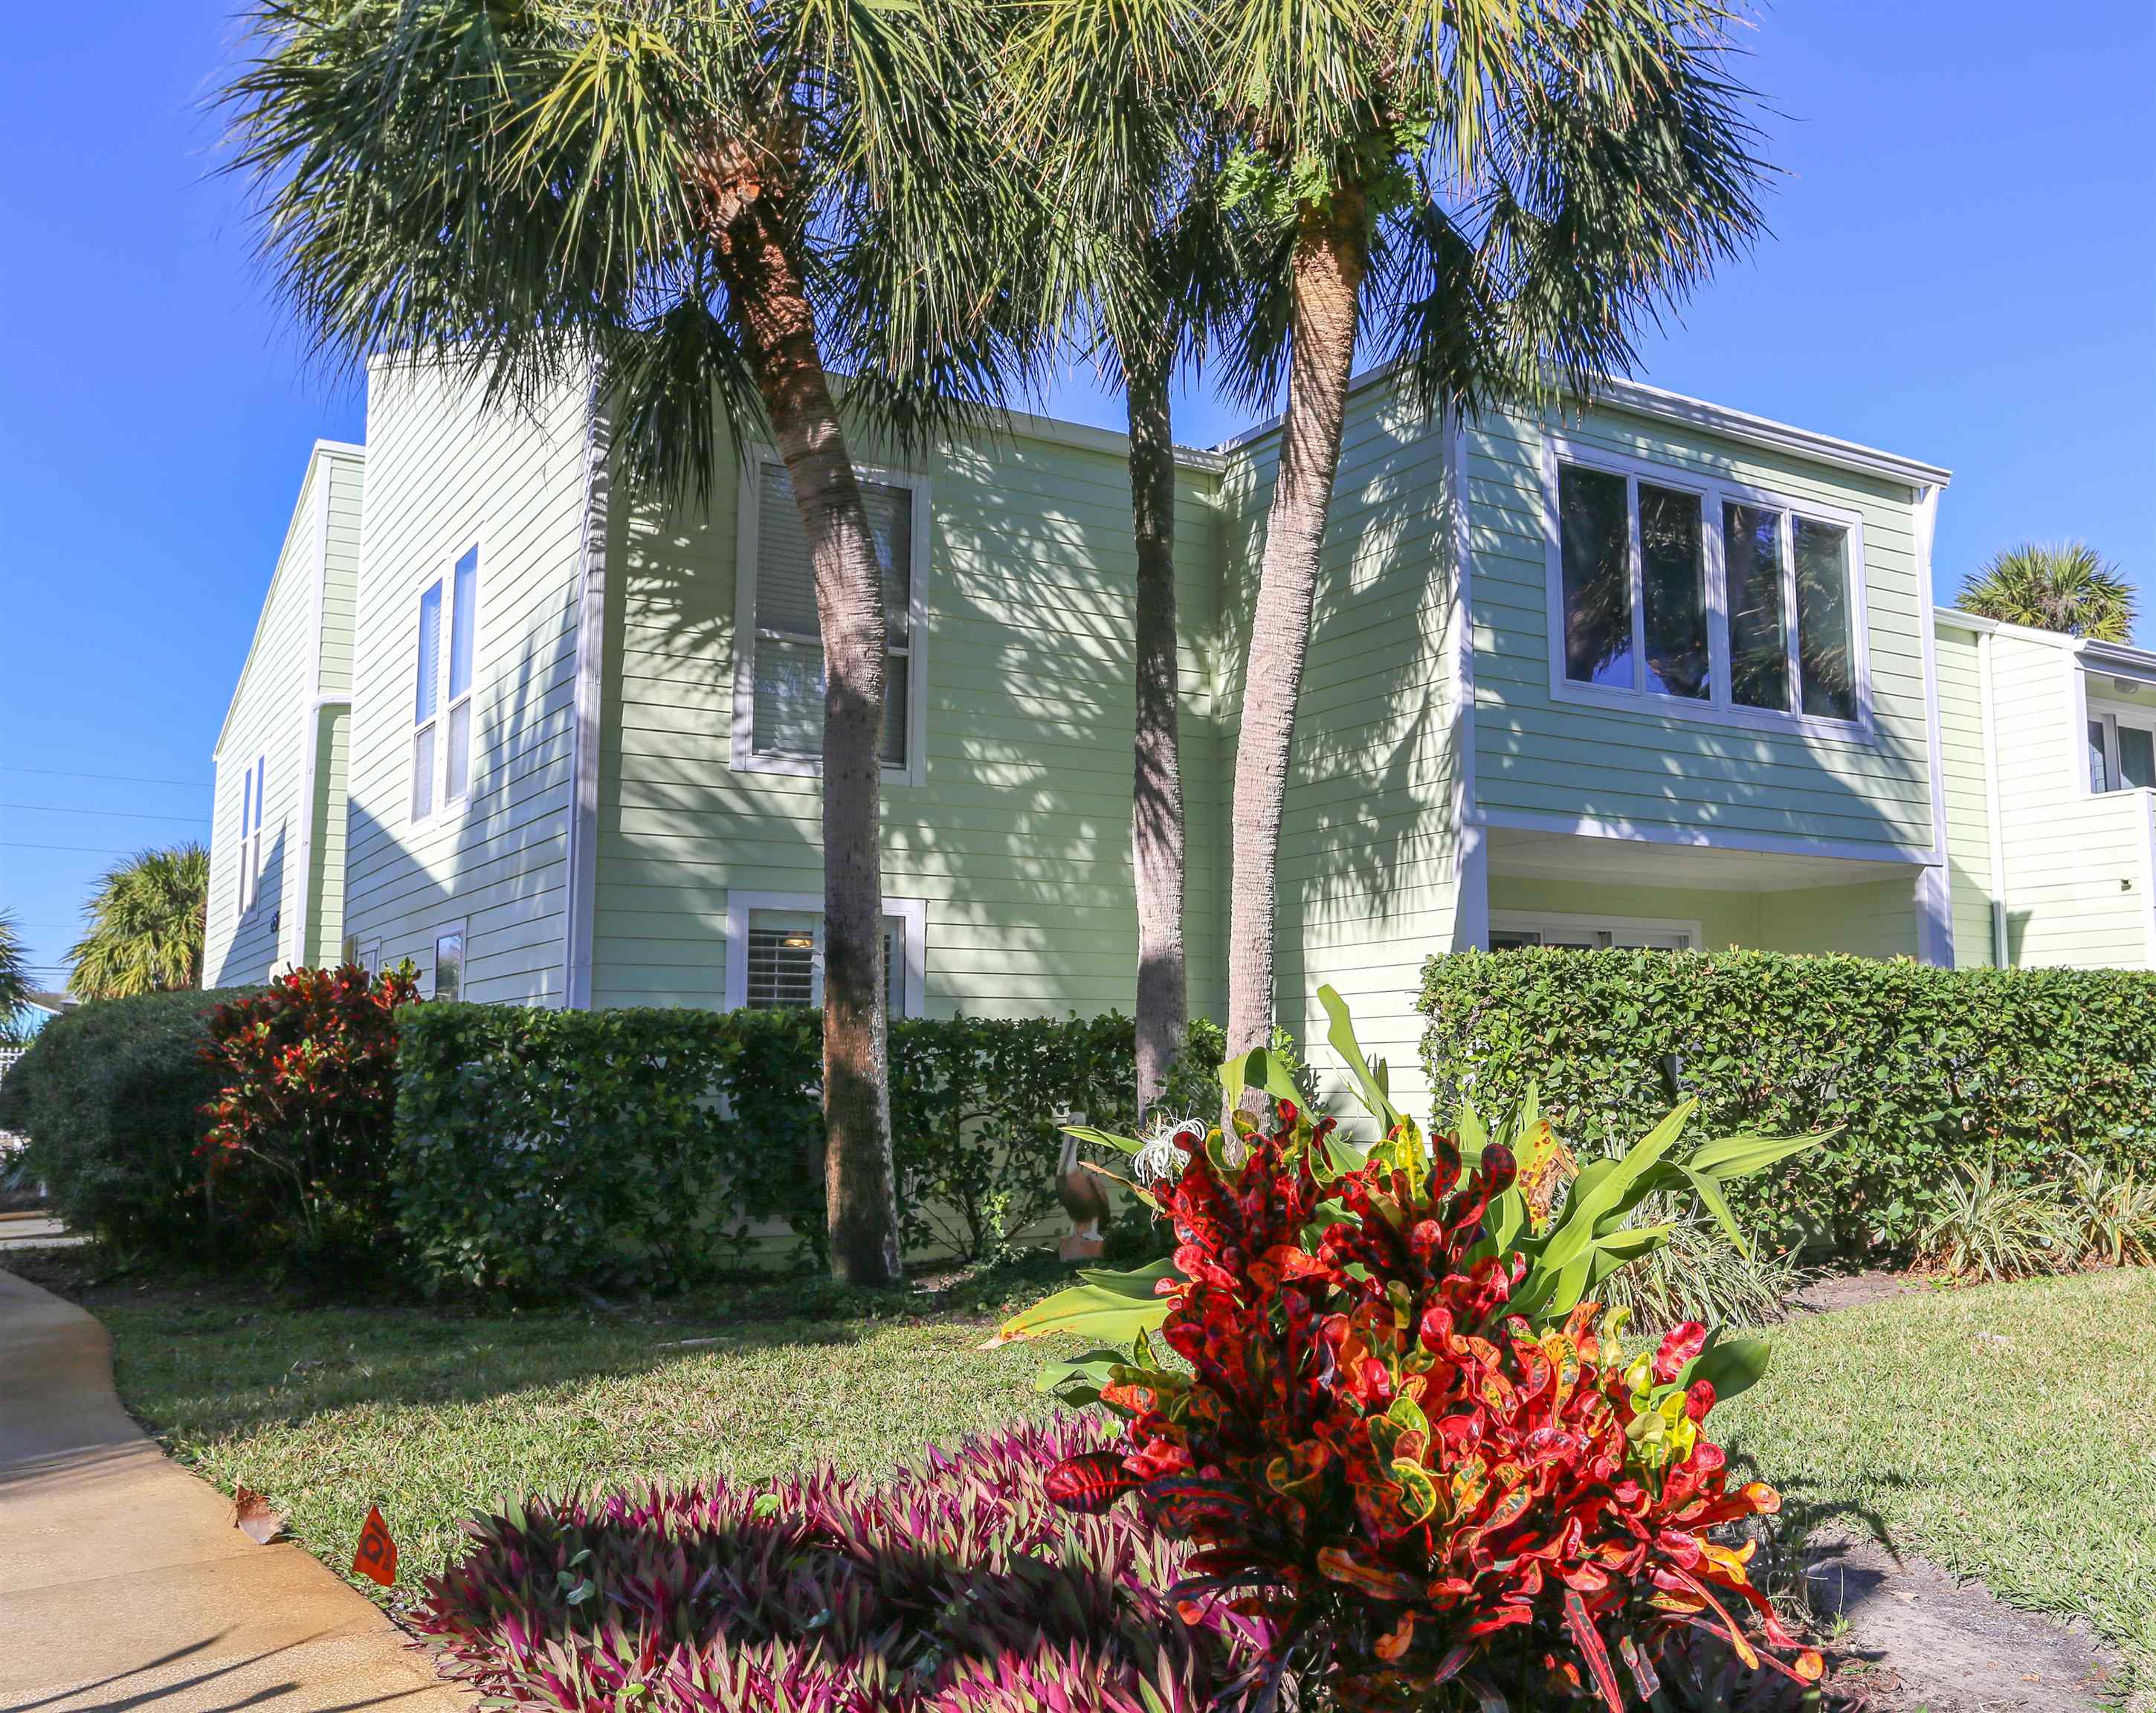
[67, 845, 209, 1001]
[0, 909, 30, 1021]
[1955, 542, 2135, 642]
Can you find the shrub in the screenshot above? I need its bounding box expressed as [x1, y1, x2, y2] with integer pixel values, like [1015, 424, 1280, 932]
[393, 1004, 1139, 1294]
[2063, 1154, 2156, 1268]
[199, 962, 419, 1268]
[1002, 990, 1824, 1709]
[413, 1414, 1272, 1713]
[1916, 1158, 2073, 1282]
[0, 988, 255, 1252]
[1593, 1202, 1806, 1335]
[1418, 949, 2156, 1254]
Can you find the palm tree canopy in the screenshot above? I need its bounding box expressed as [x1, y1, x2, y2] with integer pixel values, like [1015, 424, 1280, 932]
[1187, 0, 1769, 417]
[1955, 541, 2136, 643]
[0, 909, 29, 1019]
[68, 846, 209, 1001]
[223, 0, 1048, 500]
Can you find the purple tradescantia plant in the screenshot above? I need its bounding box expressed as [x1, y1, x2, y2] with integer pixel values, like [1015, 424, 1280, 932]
[413, 1416, 1274, 1713]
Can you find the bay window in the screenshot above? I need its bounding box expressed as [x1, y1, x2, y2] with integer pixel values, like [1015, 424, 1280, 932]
[1547, 439, 1868, 732]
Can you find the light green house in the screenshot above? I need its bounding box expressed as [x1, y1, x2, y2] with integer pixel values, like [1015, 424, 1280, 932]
[204, 361, 2137, 1113]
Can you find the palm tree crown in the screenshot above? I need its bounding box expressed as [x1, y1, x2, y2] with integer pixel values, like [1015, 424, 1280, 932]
[1956, 542, 2135, 642]
[0, 909, 30, 1023]
[69, 845, 209, 1001]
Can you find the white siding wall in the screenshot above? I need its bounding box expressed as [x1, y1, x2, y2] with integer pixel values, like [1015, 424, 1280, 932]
[341, 363, 592, 1001]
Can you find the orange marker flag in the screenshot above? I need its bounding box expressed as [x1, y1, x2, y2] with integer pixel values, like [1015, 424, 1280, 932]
[352, 1506, 398, 1587]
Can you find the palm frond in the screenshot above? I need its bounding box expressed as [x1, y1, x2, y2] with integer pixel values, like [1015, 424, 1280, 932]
[68, 846, 210, 1002]
[0, 909, 30, 1018]
[1955, 541, 2136, 642]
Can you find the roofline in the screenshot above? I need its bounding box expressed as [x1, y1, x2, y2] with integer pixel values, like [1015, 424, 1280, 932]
[1216, 361, 1952, 490]
[1935, 604, 2156, 677]
[991, 403, 1223, 474]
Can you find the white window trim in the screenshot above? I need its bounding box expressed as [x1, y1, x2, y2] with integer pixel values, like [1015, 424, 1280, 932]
[355, 938, 383, 980]
[238, 752, 268, 916]
[722, 890, 927, 1017]
[1489, 909, 1704, 949]
[1541, 434, 1874, 742]
[408, 531, 485, 830]
[2083, 697, 2156, 795]
[730, 451, 931, 788]
[430, 918, 468, 1001]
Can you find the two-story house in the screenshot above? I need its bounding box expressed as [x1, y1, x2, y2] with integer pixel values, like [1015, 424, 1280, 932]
[204, 360, 2123, 1117]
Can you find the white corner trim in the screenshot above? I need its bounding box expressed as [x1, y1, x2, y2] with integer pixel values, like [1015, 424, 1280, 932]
[730, 448, 930, 789]
[1976, 630, 2010, 967]
[1539, 430, 1877, 744]
[1445, 405, 1489, 952]
[562, 380, 610, 1011]
[2067, 644, 2094, 797]
[2141, 797, 2156, 974]
[1479, 804, 1943, 868]
[289, 458, 334, 967]
[722, 890, 927, 1017]
[1911, 483, 1954, 967]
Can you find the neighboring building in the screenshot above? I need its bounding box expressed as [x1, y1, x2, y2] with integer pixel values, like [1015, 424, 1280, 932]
[207, 358, 2131, 1116]
[4, 990, 73, 1041]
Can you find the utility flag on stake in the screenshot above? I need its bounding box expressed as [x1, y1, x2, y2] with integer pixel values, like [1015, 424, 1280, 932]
[352, 1506, 397, 1587]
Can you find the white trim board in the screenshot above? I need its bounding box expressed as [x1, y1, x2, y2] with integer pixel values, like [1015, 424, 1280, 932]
[561, 382, 610, 1011]
[721, 891, 928, 1019]
[1480, 805, 1942, 870]
[1489, 909, 1705, 949]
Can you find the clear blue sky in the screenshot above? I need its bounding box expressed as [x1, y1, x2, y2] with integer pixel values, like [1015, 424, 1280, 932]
[2, 1, 2151, 989]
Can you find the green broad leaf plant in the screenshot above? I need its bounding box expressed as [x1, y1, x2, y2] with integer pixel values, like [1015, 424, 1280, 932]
[992, 985, 1830, 1710]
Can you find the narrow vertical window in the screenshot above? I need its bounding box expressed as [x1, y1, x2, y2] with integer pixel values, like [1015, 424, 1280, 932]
[1793, 517, 1856, 722]
[750, 465, 914, 766]
[412, 578, 442, 820]
[445, 549, 478, 805]
[251, 757, 265, 910]
[433, 927, 463, 1001]
[2089, 720, 2112, 792]
[1557, 464, 1633, 689]
[1639, 483, 1708, 700]
[237, 758, 265, 913]
[1725, 502, 1789, 712]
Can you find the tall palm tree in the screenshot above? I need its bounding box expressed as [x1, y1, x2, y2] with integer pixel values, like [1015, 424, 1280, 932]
[1956, 542, 2135, 642]
[1004, 4, 1254, 1118]
[0, 909, 30, 1023]
[69, 846, 209, 1001]
[224, 1, 1041, 1285]
[1207, 0, 1769, 1073]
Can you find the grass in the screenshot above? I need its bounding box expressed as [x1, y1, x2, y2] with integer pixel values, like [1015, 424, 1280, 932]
[11, 1248, 2154, 1696]
[1717, 1265, 2156, 1695]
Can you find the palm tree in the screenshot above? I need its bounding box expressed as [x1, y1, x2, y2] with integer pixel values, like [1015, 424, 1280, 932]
[223, 1, 1041, 1285]
[1004, 4, 1254, 1118]
[1956, 542, 2135, 642]
[1207, 0, 1769, 1074]
[69, 846, 209, 1001]
[0, 909, 29, 1023]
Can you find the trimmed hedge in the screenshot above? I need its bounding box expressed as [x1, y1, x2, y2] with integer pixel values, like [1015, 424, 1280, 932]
[1418, 949, 2156, 1254]
[0, 988, 260, 1251]
[394, 1004, 1139, 1293]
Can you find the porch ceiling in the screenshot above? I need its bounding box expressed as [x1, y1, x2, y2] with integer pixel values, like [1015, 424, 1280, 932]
[1485, 827, 1923, 893]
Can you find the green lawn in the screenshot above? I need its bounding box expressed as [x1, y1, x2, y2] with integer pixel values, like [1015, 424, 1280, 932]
[15, 1251, 2154, 1695]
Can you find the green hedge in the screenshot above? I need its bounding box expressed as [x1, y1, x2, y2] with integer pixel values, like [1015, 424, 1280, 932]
[1418, 949, 2156, 1254]
[0, 988, 261, 1251]
[394, 1004, 1139, 1293]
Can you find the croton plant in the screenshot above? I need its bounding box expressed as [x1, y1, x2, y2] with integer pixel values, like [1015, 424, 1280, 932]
[992, 988, 1828, 1711]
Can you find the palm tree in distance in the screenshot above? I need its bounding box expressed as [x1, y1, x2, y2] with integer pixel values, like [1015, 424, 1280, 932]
[1202, 0, 1770, 1083]
[69, 845, 209, 1001]
[1004, 4, 1259, 1119]
[223, 1, 1045, 1285]
[0, 909, 30, 1023]
[1956, 542, 2135, 642]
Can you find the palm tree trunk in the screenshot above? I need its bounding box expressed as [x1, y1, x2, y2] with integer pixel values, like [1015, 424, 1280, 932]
[1123, 346, 1187, 1121]
[1226, 201, 1367, 1088]
[724, 223, 905, 1288]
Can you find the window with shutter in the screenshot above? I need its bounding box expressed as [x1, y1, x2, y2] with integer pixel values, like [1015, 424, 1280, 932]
[729, 892, 923, 1017]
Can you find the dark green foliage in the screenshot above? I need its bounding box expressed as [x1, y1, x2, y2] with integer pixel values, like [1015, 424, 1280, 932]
[0, 988, 258, 1251]
[1418, 949, 2156, 1254]
[393, 1005, 1141, 1294]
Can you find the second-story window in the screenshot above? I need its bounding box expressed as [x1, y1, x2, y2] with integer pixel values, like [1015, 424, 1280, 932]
[743, 462, 917, 772]
[411, 546, 480, 822]
[2088, 710, 2156, 793]
[1550, 443, 1867, 732]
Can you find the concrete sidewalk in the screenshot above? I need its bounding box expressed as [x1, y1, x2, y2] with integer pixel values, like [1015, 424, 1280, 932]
[0, 1266, 465, 1712]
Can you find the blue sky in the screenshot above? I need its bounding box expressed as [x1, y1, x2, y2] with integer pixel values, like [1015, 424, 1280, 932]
[1, 1, 2151, 989]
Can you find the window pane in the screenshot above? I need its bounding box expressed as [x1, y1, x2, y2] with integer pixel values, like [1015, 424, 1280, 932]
[445, 700, 471, 802]
[254, 757, 265, 830]
[746, 911, 818, 1009]
[448, 549, 478, 700]
[1639, 484, 1708, 699]
[752, 635, 825, 757]
[2090, 720, 2111, 792]
[883, 916, 904, 1018]
[412, 723, 436, 820]
[434, 930, 462, 1002]
[415, 581, 442, 723]
[1557, 465, 1633, 688]
[1488, 930, 1541, 949]
[864, 483, 913, 647]
[2120, 726, 2155, 790]
[241, 762, 254, 841]
[881, 655, 908, 767]
[1793, 517, 1856, 721]
[1725, 503, 1789, 712]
